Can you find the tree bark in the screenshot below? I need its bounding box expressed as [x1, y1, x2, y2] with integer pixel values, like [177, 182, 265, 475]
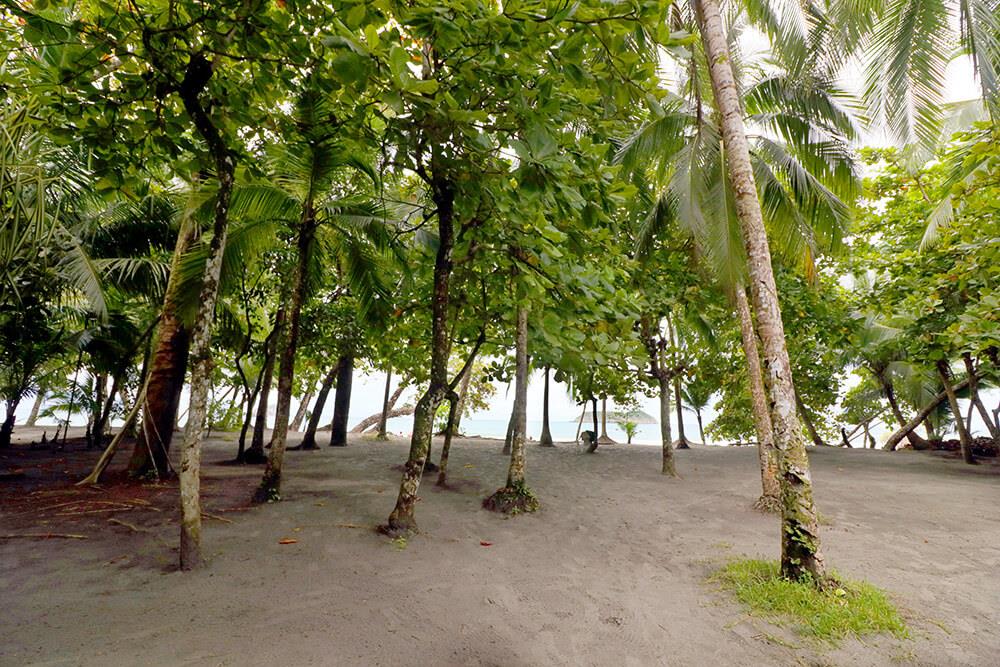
[328, 354, 354, 447]
[882, 378, 971, 450]
[380, 177, 455, 536]
[695, 0, 824, 580]
[451, 364, 473, 436]
[875, 373, 930, 449]
[673, 377, 689, 448]
[353, 384, 406, 434]
[540, 366, 555, 446]
[963, 353, 999, 440]
[255, 202, 317, 502]
[175, 66, 237, 569]
[246, 315, 280, 464]
[377, 368, 393, 439]
[658, 376, 676, 476]
[290, 390, 314, 432]
[795, 391, 827, 447]
[25, 389, 44, 427]
[504, 306, 530, 486]
[588, 395, 599, 453]
[436, 393, 460, 487]
[297, 361, 339, 450]
[127, 217, 196, 478]
[937, 360, 976, 464]
[503, 400, 515, 455]
[1, 400, 18, 449]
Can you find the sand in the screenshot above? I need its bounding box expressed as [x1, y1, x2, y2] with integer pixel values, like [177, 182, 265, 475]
[1, 429, 998, 666]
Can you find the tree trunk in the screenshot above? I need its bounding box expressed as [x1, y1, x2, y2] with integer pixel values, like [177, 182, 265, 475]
[575, 403, 586, 443]
[328, 354, 354, 447]
[658, 376, 676, 476]
[298, 361, 339, 450]
[673, 377, 689, 448]
[696, 409, 705, 444]
[290, 390, 314, 432]
[91, 373, 121, 448]
[795, 391, 827, 447]
[876, 374, 930, 449]
[175, 77, 237, 569]
[352, 385, 407, 434]
[503, 400, 515, 455]
[246, 317, 280, 464]
[504, 306, 529, 487]
[451, 364, 473, 436]
[127, 217, 195, 478]
[25, 389, 44, 427]
[1, 399, 18, 449]
[937, 360, 976, 465]
[695, 0, 824, 580]
[588, 396, 599, 453]
[436, 394, 460, 486]
[377, 368, 393, 440]
[963, 353, 999, 440]
[882, 378, 971, 450]
[235, 363, 264, 461]
[598, 396, 616, 444]
[380, 178, 455, 537]
[255, 206, 317, 502]
[540, 366, 554, 446]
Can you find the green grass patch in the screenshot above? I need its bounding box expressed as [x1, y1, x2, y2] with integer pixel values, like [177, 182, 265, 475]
[713, 559, 908, 642]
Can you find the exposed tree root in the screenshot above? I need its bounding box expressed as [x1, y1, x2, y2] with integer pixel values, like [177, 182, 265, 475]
[483, 484, 539, 515]
[1, 533, 88, 540]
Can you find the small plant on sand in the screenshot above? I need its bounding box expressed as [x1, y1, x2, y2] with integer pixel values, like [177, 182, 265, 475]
[713, 559, 908, 642]
[621, 420, 638, 444]
[482, 480, 539, 515]
[391, 536, 408, 551]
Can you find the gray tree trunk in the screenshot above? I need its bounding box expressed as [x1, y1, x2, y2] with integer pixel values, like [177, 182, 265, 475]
[694, 0, 825, 581]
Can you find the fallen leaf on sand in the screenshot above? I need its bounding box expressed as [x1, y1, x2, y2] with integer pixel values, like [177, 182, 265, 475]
[278, 538, 298, 545]
[464, 464, 475, 469]
[480, 541, 493, 547]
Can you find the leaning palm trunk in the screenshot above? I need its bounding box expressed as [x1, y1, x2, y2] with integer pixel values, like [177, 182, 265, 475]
[297, 360, 340, 450]
[694, 0, 825, 581]
[127, 218, 196, 478]
[290, 389, 313, 432]
[963, 354, 1000, 441]
[734, 287, 780, 512]
[255, 206, 316, 502]
[379, 181, 455, 537]
[329, 354, 354, 447]
[937, 360, 976, 464]
[25, 388, 44, 427]
[539, 366, 555, 446]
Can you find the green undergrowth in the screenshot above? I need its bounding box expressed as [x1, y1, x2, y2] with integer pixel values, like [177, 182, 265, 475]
[713, 559, 908, 643]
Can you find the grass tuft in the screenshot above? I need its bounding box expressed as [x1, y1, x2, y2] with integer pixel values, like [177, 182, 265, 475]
[713, 559, 908, 642]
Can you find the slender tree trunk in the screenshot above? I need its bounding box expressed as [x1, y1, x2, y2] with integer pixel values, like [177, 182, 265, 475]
[329, 354, 354, 447]
[937, 360, 976, 465]
[673, 377, 689, 448]
[436, 395, 460, 486]
[255, 206, 317, 502]
[1, 399, 18, 448]
[795, 391, 827, 447]
[540, 366, 554, 446]
[451, 364, 473, 436]
[963, 353, 999, 441]
[575, 403, 586, 443]
[377, 368, 393, 440]
[598, 396, 616, 444]
[504, 306, 529, 487]
[588, 396, 599, 453]
[236, 365, 264, 461]
[876, 374, 930, 449]
[695, 0, 824, 580]
[62, 349, 84, 447]
[658, 376, 676, 476]
[882, 378, 971, 450]
[175, 74, 237, 569]
[127, 218, 196, 478]
[696, 409, 705, 444]
[290, 390, 313, 432]
[298, 361, 339, 450]
[380, 178, 455, 537]
[246, 317, 280, 464]
[25, 389, 44, 427]
[91, 373, 121, 448]
[503, 400, 515, 455]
